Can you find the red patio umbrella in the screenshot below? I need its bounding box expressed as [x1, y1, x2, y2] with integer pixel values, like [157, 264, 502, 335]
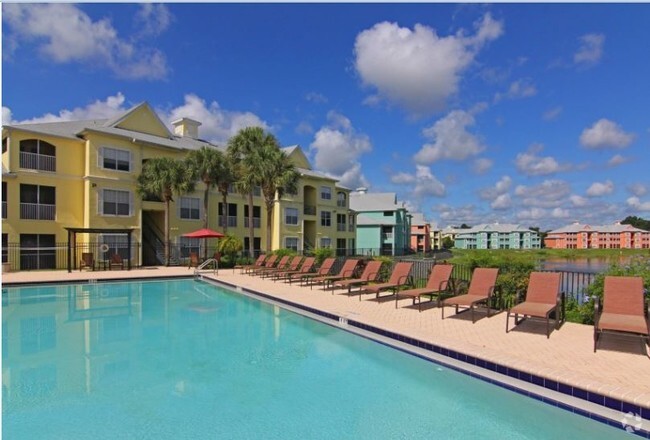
[183, 228, 225, 260]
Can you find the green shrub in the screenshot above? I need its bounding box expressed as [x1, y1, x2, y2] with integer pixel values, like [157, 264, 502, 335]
[312, 247, 334, 265]
[273, 248, 297, 258]
[372, 256, 394, 281]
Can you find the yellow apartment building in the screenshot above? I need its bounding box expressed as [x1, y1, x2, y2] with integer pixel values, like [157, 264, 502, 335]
[1, 102, 355, 270]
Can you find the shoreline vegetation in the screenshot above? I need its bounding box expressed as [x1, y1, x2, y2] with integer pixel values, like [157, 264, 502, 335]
[448, 248, 650, 264]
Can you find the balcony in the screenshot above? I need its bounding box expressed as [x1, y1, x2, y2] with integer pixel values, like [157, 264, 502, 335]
[336, 200, 346, 208]
[219, 216, 237, 227]
[20, 203, 55, 220]
[304, 205, 316, 216]
[337, 224, 346, 232]
[244, 217, 261, 228]
[382, 232, 394, 240]
[20, 152, 56, 172]
[349, 224, 354, 232]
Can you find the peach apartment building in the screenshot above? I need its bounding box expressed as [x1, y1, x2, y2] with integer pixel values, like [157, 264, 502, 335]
[544, 222, 650, 249]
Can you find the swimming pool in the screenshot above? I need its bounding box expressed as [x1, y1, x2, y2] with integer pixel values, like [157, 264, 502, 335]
[2, 279, 632, 439]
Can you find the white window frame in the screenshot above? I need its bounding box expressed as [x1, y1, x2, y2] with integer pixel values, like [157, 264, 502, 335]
[320, 186, 332, 200]
[99, 147, 132, 172]
[179, 237, 201, 258]
[320, 210, 331, 227]
[100, 189, 133, 217]
[320, 237, 331, 248]
[98, 234, 134, 260]
[285, 207, 299, 225]
[285, 237, 299, 251]
[179, 196, 201, 220]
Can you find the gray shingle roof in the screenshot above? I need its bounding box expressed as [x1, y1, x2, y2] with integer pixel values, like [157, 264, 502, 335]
[356, 213, 396, 226]
[349, 192, 402, 211]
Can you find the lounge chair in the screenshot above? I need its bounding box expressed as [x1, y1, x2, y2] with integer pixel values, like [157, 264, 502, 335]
[275, 257, 315, 283]
[363, 262, 413, 301]
[395, 264, 453, 310]
[80, 252, 95, 271]
[188, 252, 201, 269]
[332, 260, 383, 298]
[310, 259, 360, 290]
[594, 276, 649, 352]
[237, 254, 266, 274]
[255, 255, 290, 277]
[249, 254, 278, 275]
[441, 267, 499, 323]
[297, 258, 336, 286]
[262, 256, 302, 279]
[109, 253, 125, 270]
[506, 272, 563, 338]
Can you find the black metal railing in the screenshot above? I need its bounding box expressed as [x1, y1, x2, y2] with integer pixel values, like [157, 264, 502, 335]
[304, 205, 316, 215]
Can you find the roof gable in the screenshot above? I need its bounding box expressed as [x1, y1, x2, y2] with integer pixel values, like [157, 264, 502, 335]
[104, 102, 173, 139]
[283, 145, 312, 169]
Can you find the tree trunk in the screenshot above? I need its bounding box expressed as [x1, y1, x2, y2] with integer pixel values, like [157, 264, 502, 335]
[222, 192, 228, 235]
[203, 185, 209, 260]
[247, 192, 255, 257]
[164, 199, 170, 266]
[266, 204, 273, 253]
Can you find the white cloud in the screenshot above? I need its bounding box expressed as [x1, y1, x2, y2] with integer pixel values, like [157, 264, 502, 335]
[3, 4, 168, 80]
[294, 121, 314, 135]
[390, 172, 416, 185]
[515, 144, 566, 176]
[163, 94, 269, 144]
[391, 165, 446, 198]
[414, 110, 485, 164]
[580, 119, 635, 149]
[305, 92, 328, 104]
[551, 208, 570, 218]
[491, 194, 511, 210]
[515, 180, 571, 208]
[353, 13, 503, 115]
[574, 33, 605, 66]
[3, 93, 128, 124]
[627, 183, 647, 197]
[626, 197, 650, 212]
[436, 203, 481, 226]
[570, 195, 588, 207]
[134, 4, 172, 38]
[516, 207, 546, 221]
[607, 154, 630, 167]
[479, 175, 511, 200]
[494, 78, 537, 102]
[472, 158, 493, 174]
[543, 106, 562, 121]
[586, 180, 614, 197]
[310, 111, 372, 189]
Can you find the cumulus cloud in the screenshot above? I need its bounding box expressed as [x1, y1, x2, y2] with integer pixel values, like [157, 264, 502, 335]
[391, 165, 446, 198]
[3, 93, 128, 124]
[294, 121, 314, 135]
[570, 195, 588, 207]
[479, 175, 512, 200]
[134, 4, 172, 38]
[472, 158, 493, 174]
[607, 154, 630, 167]
[516, 207, 546, 221]
[491, 194, 511, 210]
[627, 183, 647, 197]
[626, 197, 650, 211]
[494, 78, 537, 103]
[586, 180, 614, 197]
[436, 203, 481, 226]
[515, 144, 567, 176]
[580, 119, 635, 149]
[163, 94, 269, 144]
[574, 33, 605, 66]
[515, 180, 571, 208]
[551, 208, 570, 218]
[310, 111, 372, 189]
[3, 3, 168, 80]
[353, 13, 503, 115]
[305, 92, 328, 104]
[414, 110, 485, 164]
[543, 106, 562, 121]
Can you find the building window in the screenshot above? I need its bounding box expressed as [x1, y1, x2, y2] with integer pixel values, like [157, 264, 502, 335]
[218, 203, 238, 227]
[244, 237, 262, 253]
[320, 210, 331, 227]
[244, 205, 261, 228]
[383, 211, 392, 217]
[179, 197, 200, 220]
[100, 147, 131, 172]
[285, 237, 299, 251]
[228, 184, 236, 194]
[285, 207, 299, 225]
[99, 234, 133, 261]
[2, 182, 7, 219]
[320, 186, 331, 200]
[102, 189, 131, 216]
[337, 214, 346, 231]
[320, 237, 331, 248]
[19, 139, 56, 172]
[2, 233, 8, 264]
[19, 234, 56, 270]
[20, 184, 55, 220]
[179, 237, 201, 258]
[337, 192, 346, 207]
[253, 186, 261, 197]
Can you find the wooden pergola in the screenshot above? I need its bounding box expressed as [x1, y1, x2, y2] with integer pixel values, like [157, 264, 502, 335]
[64, 227, 134, 272]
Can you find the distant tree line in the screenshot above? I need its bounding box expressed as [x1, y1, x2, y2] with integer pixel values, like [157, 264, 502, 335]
[621, 215, 650, 231]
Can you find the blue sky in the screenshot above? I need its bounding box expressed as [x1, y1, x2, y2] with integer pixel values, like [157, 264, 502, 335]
[3, 3, 650, 230]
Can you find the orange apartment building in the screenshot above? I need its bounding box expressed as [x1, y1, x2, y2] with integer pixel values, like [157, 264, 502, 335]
[545, 222, 650, 249]
[410, 213, 431, 253]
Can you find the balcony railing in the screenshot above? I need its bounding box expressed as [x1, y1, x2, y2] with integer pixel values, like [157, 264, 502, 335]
[304, 205, 316, 215]
[20, 152, 56, 172]
[244, 217, 261, 228]
[337, 224, 346, 232]
[382, 232, 394, 240]
[219, 216, 237, 227]
[336, 201, 346, 208]
[349, 224, 354, 232]
[20, 203, 55, 220]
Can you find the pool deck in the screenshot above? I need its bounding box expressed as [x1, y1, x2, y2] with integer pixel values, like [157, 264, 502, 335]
[3, 266, 650, 412]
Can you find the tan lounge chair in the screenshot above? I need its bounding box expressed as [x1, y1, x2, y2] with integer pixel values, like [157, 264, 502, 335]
[188, 252, 201, 269]
[255, 255, 290, 277]
[441, 267, 499, 323]
[364, 262, 413, 301]
[506, 272, 563, 338]
[236, 254, 266, 274]
[395, 264, 453, 310]
[249, 254, 278, 275]
[80, 252, 95, 271]
[276, 257, 315, 283]
[263, 256, 302, 279]
[594, 276, 649, 352]
[310, 259, 360, 290]
[333, 260, 383, 298]
[297, 258, 336, 286]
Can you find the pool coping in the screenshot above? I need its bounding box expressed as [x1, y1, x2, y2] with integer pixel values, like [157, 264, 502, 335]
[206, 276, 650, 438]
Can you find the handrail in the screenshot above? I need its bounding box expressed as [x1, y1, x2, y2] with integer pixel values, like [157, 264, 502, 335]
[194, 258, 218, 276]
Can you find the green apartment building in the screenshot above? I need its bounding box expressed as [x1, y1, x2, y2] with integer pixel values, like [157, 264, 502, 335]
[454, 223, 541, 249]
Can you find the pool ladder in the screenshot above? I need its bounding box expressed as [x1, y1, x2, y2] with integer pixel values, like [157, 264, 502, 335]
[194, 258, 219, 279]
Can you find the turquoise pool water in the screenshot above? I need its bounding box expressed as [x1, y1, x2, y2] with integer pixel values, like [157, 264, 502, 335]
[2, 279, 629, 439]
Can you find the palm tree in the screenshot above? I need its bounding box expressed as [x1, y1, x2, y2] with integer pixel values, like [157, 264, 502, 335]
[258, 143, 299, 252]
[214, 153, 236, 235]
[137, 157, 194, 265]
[227, 127, 273, 257]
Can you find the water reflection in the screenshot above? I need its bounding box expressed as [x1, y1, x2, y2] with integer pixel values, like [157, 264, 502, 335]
[538, 256, 634, 273]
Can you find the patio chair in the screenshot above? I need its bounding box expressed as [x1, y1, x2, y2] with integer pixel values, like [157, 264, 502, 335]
[395, 264, 453, 311]
[275, 257, 315, 283]
[310, 259, 360, 290]
[441, 267, 499, 323]
[80, 252, 95, 271]
[363, 262, 413, 301]
[237, 254, 266, 274]
[332, 260, 383, 298]
[254, 255, 289, 277]
[594, 276, 649, 352]
[249, 254, 278, 275]
[109, 253, 125, 270]
[506, 272, 563, 338]
[296, 258, 336, 286]
[262, 256, 302, 279]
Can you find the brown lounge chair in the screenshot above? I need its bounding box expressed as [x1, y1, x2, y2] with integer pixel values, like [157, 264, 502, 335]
[238, 254, 266, 274]
[249, 254, 278, 275]
[110, 253, 125, 270]
[395, 264, 453, 310]
[188, 252, 201, 269]
[506, 272, 563, 338]
[263, 256, 302, 279]
[441, 267, 499, 323]
[332, 260, 383, 298]
[275, 257, 315, 283]
[594, 276, 649, 352]
[310, 259, 360, 290]
[80, 252, 95, 271]
[297, 258, 336, 286]
[363, 262, 413, 301]
[255, 255, 290, 277]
